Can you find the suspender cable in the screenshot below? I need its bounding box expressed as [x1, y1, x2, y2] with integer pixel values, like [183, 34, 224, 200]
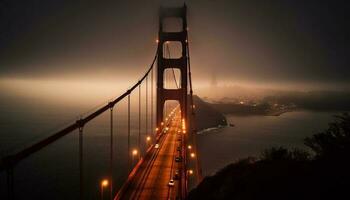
[186, 34, 203, 183]
[0, 46, 158, 172]
[166, 43, 179, 89]
[151, 67, 154, 136]
[7, 167, 14, 200]
[138, 85, 141, 155]
[146, 76, 148, 138]
[109, 106, 114, 200]
[127, 94, 131, 172]
[78, 125, 84, 200]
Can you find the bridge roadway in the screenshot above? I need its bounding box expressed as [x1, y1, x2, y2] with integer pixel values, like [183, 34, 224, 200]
[118, 110, 183, 200]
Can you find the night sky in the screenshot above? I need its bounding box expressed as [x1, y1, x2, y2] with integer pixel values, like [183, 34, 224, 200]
[1, 0, 349, 91]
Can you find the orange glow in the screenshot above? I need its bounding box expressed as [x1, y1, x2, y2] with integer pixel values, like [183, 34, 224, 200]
[156, 39, 159, 43]
[132, 149, 138, 156]
[146, 136, 151, 141]
[101, 179, 109, 187]
[155, 127, 159, 131]
[161, 122, 164, 126]
[190, 153, 196, 158]
[188, 169, 193, 175]
[188, 145, 192, 150]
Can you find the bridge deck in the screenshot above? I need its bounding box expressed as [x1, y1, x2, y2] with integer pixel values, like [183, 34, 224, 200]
[118, 111, 182, 200]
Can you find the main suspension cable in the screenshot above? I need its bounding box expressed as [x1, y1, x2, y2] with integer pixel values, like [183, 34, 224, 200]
[166, 43, 179, 89]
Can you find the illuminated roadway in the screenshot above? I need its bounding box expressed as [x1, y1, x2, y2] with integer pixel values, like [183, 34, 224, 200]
[118, 109, 183, 200]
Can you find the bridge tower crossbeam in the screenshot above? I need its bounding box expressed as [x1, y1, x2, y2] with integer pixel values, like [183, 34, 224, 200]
[156, 5, 188, 130]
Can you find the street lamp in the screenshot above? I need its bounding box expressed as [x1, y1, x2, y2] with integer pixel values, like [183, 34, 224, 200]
[190, 152, 196, 158]
[132, 149, 138, 166]
[188, 145, 192, 150]
[100, 179, 109, 200]
[188, 169, 194, 175]
[146, 136, 151, 147]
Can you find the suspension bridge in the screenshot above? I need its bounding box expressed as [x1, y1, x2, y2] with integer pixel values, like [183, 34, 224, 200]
[0, 4, 202, 200]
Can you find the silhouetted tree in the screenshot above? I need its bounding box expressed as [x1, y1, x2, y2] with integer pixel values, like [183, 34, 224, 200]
[261, 147, 310, 161]
[187, 113, 350, 200]
[261, 146, 290, 160]
[304, 112, 350, 160]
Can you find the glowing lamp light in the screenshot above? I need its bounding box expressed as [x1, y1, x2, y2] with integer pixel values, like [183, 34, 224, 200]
[101, 179, 109, 187]
[161, 122, 164, 126]
[190, 153, 196, 158]
[156, 127, 159, 131]
[188, 145, 192, 150]
[156, 39, 159, 43]
[146, 136, 151, 141]
[188, 169, 193, 175]
[132, 149, 138, 156]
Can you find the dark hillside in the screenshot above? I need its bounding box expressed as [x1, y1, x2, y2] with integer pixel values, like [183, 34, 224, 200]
[192, 95, 227, 131]
[187, 113, 350, 200]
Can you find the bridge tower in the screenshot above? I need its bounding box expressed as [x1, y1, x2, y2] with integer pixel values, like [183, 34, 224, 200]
[156, 5, 188, 130]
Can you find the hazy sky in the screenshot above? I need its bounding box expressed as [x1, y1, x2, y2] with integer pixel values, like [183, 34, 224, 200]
[1, 0, 349, 90]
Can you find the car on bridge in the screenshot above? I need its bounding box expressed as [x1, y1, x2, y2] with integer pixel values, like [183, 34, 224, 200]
[168, 179, 175, 187]
[175, 156, 182, 162]
[173, 170, 180, 180]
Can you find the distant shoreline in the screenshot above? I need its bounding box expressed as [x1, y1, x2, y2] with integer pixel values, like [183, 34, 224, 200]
[210, 102, 296, 117]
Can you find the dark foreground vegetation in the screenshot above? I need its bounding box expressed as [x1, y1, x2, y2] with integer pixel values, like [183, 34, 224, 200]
[188, 113, 350, 200]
